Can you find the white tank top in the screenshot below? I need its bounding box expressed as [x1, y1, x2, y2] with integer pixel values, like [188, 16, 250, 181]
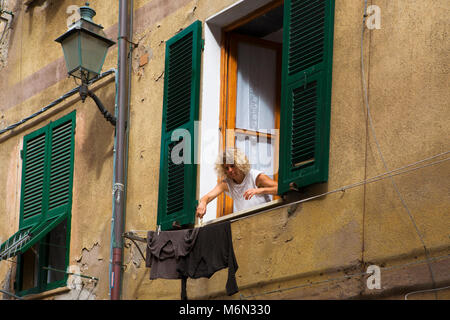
[225, 169, 271, 212]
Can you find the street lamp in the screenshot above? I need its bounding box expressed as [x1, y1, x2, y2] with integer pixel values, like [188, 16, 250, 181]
[55, 2, 116, 125]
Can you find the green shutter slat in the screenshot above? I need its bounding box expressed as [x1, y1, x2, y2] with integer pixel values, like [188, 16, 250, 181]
[168, 50, 192, 72]
[168, 62, 192, 79]
[23, 192, 44, 205]
[26, 134, 46, 147]
[24, 181, 44, 195]
[26, 148, 46, 162]
[52, 122, 72, 135]
[23, 198, 43, 214]
[293, 113, 316, 128]
[290, 0, 325, 22]
[166, 110, 191, 130]
[292, 97, 316, 114]
[167, 85, 191, 106]
[52, 131, 71, 140]
[291, 1, 325, 21]
[24, 167, 45, 182]
[167, 71, 192, 92]
[23, 208, 42, 218]
[292, 130, 315, 144]
[49, 179, 70, 192]
[167, 97, 191, 116]
[167, 90, 191, 110]
[49, 162, 71, 177]
[23, 208, 42, 219]
[51, 141, 71, 152]
[23, 193, 44, 209]
[50, 152, 71, 165]
[169, 33, 193, 51]
[292, 144, 315, 158]
[48, 173, 70, 186]
[49, 197, 70, 210]
[25, 159, 45, 171]
[290, 13, 325, 36]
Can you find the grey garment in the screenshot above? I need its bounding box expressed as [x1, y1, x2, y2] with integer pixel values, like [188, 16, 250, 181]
[146, 228, 199, 280]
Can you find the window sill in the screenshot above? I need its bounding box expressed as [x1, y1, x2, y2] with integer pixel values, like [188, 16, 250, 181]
[200, 198, 285, 226]
[23, 286, 71, 300]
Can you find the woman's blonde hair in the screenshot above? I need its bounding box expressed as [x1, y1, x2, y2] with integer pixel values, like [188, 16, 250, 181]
[215, 148, 251, 178]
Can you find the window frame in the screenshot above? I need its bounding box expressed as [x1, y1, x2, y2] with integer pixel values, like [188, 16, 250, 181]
[217, 28, 283, 217]
[197, 0, 335, 223]
[14, 111, 75, 296]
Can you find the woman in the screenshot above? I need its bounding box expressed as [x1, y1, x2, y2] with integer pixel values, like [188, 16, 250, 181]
[196, 148, 278, 219]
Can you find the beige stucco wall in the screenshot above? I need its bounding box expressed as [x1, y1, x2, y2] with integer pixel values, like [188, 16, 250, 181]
[1, 0, 449, 300]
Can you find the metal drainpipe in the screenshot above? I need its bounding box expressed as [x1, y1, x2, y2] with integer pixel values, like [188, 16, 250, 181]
[111, 0, 130, 300]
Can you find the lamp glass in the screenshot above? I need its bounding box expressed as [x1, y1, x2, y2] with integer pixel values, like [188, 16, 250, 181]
[60, 32, 81, 77]
[80, 32, 109, 77]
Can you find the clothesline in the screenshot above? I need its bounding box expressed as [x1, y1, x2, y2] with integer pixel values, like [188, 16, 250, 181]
[125, 150, 450, 240]
[229, 153, 450, 224]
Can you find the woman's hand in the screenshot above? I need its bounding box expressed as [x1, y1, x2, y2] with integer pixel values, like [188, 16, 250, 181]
[196, 200, 207, 218]
[243, 188, 261, 200]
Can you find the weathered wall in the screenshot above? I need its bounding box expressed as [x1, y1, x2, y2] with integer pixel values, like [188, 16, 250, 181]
[0, 0, 119, 300]
[1, 0, 449, 300]
[122, 0, 450, 300]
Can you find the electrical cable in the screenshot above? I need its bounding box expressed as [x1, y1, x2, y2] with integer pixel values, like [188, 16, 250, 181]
[226, 153, 450, 224]
[0, 288, 23, 300]
[0, 69, 116, 136]
[124, 151, 450, 238]
[360, 0, 438, 294]
[405, 285, 450, 300]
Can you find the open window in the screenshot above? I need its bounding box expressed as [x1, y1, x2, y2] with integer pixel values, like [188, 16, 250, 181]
[0, 111, 75, 296]
[157, 0, 335, 226]
[217, 1, 284, 217]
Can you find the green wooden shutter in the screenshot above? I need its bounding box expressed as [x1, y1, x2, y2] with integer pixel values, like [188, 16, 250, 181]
[19, 111, 76, 228]
[1, 111, 75, 260]
[20, 127, 48, 229]
[157, 21, 202, 231]
[278, 0, 335, 194]
[0, 212, 67, 261]
[47, 114, 76, 218]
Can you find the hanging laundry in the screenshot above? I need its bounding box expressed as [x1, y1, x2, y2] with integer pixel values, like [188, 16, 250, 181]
[145, 228, 199, 279]
[177, 221, 239, 296]
[146, 228, 199, 300]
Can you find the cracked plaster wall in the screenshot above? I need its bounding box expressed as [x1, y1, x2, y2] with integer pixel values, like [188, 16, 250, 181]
[0, 0, 448, 301]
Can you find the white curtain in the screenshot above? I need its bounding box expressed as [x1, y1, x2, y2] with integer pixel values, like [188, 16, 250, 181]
[236, 42, 276, 132]
[235, 41, 278, 178]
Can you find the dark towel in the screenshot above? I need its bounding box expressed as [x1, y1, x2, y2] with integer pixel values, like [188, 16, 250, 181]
[177, 221, 239, 296]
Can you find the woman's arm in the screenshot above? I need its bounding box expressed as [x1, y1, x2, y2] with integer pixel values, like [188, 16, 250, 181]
[196, 181, 229, 218]
[243, 174, 278, 200]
